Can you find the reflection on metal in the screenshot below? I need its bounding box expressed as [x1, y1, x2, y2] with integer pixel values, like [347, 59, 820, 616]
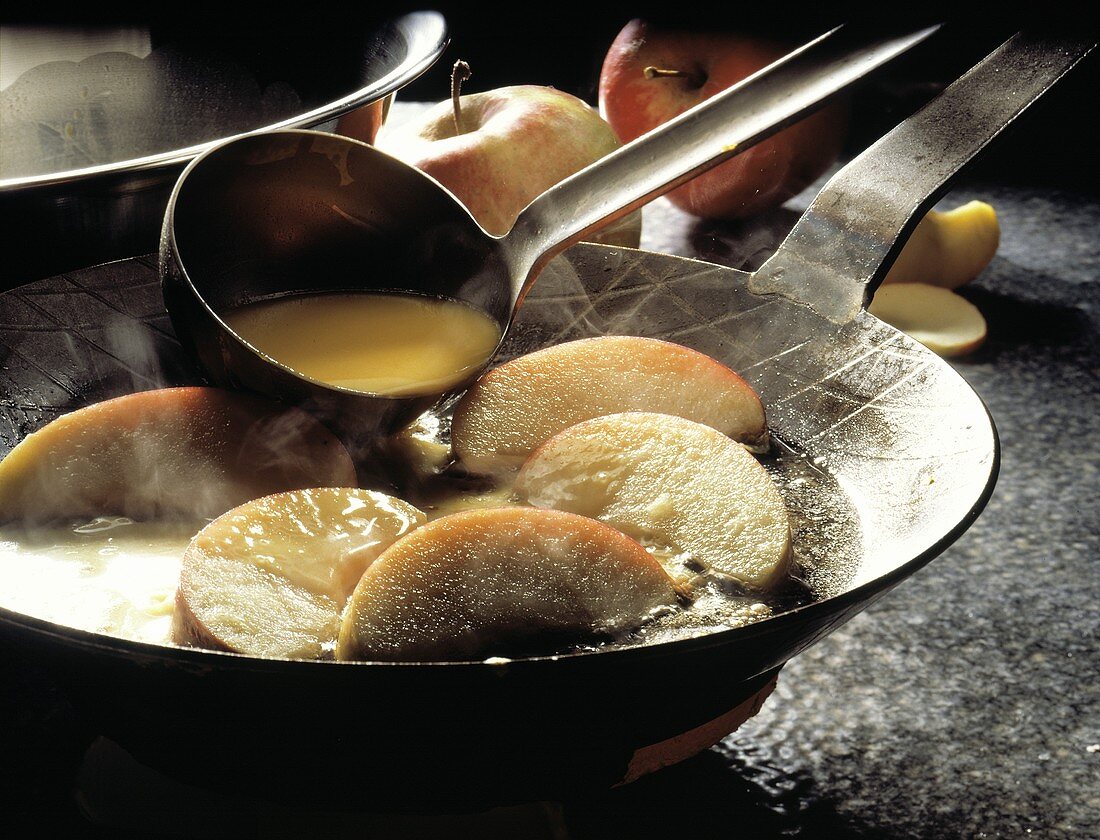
[0, 13, 449, 284]
[0, 26, 152, 91]
[1, 37, 301, 179]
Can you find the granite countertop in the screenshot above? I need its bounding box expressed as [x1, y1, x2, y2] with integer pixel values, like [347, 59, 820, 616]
[1, 111, 1098, 836]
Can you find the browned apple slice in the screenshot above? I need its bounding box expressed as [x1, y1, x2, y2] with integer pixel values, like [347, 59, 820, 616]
[0, 387, 357, 525]
[336, 506, 681, 662]
[450, 335, 768, 476]
[516, 412, 791, 590]
[175, 487, 425, 660]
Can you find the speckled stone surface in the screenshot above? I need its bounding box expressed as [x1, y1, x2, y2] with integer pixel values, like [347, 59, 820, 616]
[1, 108, 1097, 837]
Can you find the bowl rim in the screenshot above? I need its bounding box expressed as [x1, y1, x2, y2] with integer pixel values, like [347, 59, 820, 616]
[0, 11, 449, 192]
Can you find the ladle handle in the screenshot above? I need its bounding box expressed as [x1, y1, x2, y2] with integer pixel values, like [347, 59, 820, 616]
[502, 24, 941, 305]
[750, 33, 1096, 323]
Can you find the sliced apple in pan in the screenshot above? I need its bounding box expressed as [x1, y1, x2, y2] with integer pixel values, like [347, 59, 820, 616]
[0, 387, 357, 525]
[336, 506, 681, 662]
[515, 412, 791, 590]
[869, 282, 988, 357]
[175, 487, 426, 660]
[450, 335, 768, 477]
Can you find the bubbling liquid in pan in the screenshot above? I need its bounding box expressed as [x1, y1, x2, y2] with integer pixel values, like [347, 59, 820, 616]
[0, 328, 863, 658]
[0, 517, 200, 644]
[222, 292, 502, 398]
[0, 411, 862, 655]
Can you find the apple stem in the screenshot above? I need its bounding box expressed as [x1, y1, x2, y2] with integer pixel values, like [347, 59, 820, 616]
[451, 59, 472, 135]
[643, 66, 703, 85]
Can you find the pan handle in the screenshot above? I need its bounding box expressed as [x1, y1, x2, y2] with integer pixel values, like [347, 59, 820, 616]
[749, 33, 1095, 323]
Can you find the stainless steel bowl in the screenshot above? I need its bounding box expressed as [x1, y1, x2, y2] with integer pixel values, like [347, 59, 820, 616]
[0, 12, 448, 286]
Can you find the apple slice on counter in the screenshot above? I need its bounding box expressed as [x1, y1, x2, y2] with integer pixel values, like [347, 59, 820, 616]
[175, 487, 425, 660]
[0, 387, 357, 525]
[883, 201, 1000, 289]
[869, 282, 988, 357]
[450, 335, 768, 477]
[336, 506, 681, 662]
[516, 412, 791, 590]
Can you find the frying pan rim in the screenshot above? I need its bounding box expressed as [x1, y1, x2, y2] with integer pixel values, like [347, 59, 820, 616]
[0, 259, 1001, 674]
[0, 12, 449, 192]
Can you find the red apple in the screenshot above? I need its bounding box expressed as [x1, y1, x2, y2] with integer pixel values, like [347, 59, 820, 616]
[376, 71, 641, 246]
[598, 20, 849, 220]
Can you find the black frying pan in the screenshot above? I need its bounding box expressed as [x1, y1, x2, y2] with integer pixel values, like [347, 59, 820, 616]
[0, 33, 1090, 809]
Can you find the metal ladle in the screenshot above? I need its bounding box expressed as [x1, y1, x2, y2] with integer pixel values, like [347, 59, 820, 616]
[160, 25, 936, 438]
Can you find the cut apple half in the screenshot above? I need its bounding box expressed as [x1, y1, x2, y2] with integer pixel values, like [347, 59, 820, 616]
[515, 412, 791, 590]
[0, 387, 357, 525]
[336, 506, 681, 662]
[175, 487, 426, 660]
[450, 335, 768, 477]
[869, 282, 988, 357]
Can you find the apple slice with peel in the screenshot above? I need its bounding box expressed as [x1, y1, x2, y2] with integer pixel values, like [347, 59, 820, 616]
[0, 387, 357, 525]
[883, 201, 1000, 289]
[336, 506, 681, 662]
[450, 335, 768, 477]
[515, 412, 791, 590]
[175, 487, 425, 660]
[869, 283, 988, 357]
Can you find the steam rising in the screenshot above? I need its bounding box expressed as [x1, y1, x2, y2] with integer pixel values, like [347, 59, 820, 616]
[1, 239, 865, 660]
[0, 384, 355, 529]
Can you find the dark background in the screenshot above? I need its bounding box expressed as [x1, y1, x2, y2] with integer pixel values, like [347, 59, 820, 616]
[4, 4, 1095, 189]
[390, 7, 1097, 192]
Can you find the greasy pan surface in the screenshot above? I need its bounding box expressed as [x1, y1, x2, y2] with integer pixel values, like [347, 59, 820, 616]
[0, 243, 997, 806]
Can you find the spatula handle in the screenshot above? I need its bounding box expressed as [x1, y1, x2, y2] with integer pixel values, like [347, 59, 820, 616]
[750, 33, 1095, 323]
[502, 24, 940, 307]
